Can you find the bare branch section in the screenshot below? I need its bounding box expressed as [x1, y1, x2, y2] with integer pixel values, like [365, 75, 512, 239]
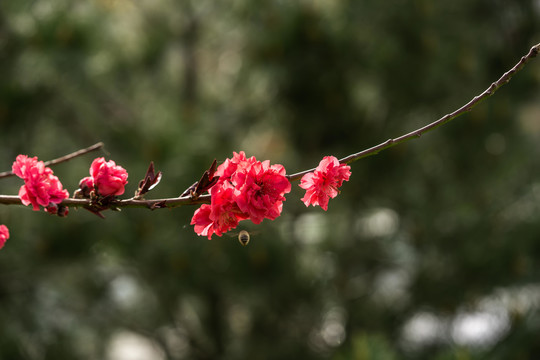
[287, 42, 540, 182]
[0, 142, 105, 179]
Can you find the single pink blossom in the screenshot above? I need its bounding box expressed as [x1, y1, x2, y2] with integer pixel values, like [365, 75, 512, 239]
[12, 155, 69, 211]
[299, 156, 351, 211]
[0, 224, 9, 250]
[88, 157, 128, 196]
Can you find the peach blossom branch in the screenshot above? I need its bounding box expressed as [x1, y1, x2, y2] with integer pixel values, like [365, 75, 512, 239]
[287, 42, 540, 182]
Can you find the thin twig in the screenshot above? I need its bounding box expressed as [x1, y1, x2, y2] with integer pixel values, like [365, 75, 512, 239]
[287, 42, 540, 182]
[43, 142, 104, 168]
[0, 142, 105, 179]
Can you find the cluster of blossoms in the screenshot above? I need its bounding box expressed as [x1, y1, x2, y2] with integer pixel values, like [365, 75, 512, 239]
[12, 155, 69, 214]
[78, 157, 129, 197]
[191, 151, 291, 239]
[191, 153, 351, 239]
[0, 155, 129, 251]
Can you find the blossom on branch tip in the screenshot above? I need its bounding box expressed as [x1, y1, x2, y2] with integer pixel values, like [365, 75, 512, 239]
[299, 156, 351, 211]
[87, 157, 128, 196]
[0, 225, 9, 250]
[12, 155, 69, 212]
[191, 151, 291, 239]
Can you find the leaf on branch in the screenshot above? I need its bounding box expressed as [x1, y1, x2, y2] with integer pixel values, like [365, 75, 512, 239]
[135, 161, 162, 198]
[181, 159, 220, 199]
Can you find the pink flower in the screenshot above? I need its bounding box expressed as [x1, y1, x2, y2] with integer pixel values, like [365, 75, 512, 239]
[87, 157, 128, 196]
[0, 225, 9, 250]
[191, 152, 291, 238]
[12, 155, 69, 212]
[299, 156, 351, 211]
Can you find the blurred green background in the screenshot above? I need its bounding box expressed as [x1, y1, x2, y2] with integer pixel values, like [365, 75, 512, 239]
[1, 0, 539, 359]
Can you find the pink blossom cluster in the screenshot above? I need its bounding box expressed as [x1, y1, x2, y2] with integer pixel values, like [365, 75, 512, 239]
[300, 156, 351, 211]
[79, 157, 128, 197]
[191, 151, 291, 239]
[0, 224, 9, 250]
[12, 155, 69, 213]
[6, 149, 351, 244]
